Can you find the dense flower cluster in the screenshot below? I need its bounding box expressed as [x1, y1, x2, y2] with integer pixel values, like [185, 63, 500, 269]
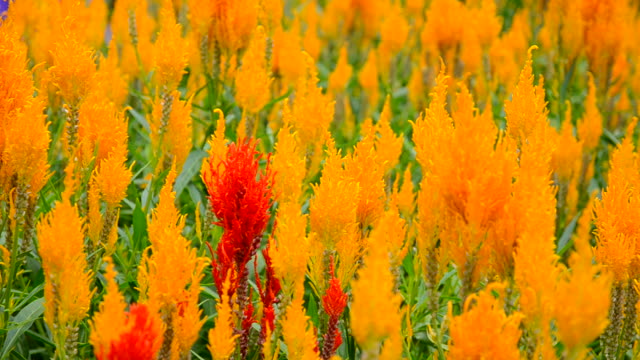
[1, 0, 639, 359]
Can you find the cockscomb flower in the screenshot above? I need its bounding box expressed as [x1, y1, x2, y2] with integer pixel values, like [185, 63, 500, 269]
[344, 126, 386, 230]
[390, 165, 415, 219]
[505, 46, 548, 145]
[78, 92, 129, 169]
[271, 21, 306, 88]
[328, 46, 352, 95]
[320, 258, 347, 360]
[91, 259, 163, 360]
[290, 52, 335, 153]
[95, 41, 129, 107]
[94, 150, 132, 208]
[203, 138, 274, 293]
[350, 238, 402, 356]
[552, 102, 582, 182]
[272, 112, 306, 203]
[208, 273, 239, 360]
[153, 0, 189, 89]
[235, 25, 272, 114]
[577, 73, 603, 152]
[0, 20, 33, 183]
[281, 295, 320, 360]
[270, 200, 309, 298]
[369, 208, 408, 268]
[375, 96, 403, 176]
[49, 24, 96, 107]
[212, 0, 258, 55]
[137, 168, 207, 360]
[150, 91, 193, 172]
[201, 109, 228, 184]
[3, 97, 50, 196]
[37, 198, 93, 357]
[448, 284, 523, 360]
[358, 50, 379, 112]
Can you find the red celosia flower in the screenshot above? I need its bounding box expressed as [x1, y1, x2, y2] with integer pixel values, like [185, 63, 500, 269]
[204, 138, 274, 293]
[320, 258, 348, 360]
[107, 304, 162, 360]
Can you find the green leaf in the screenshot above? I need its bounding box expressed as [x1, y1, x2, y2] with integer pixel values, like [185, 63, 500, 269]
[1, 297, 45, 360]
[174, 149, 207, 197]
[557, 214, 579, 256]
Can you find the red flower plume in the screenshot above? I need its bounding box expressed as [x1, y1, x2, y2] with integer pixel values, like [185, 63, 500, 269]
[107, 304, 162, 360]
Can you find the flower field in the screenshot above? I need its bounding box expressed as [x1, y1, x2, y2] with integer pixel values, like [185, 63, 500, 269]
[0, 0, 639, 359]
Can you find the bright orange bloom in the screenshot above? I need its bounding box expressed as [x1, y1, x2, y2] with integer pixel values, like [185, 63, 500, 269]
[448, 284, 523, 360]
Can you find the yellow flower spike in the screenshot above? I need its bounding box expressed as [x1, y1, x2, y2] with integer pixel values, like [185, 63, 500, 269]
[90, 258, 128, 359]
[379, 4, 409, 57]
[301, 8, 321, 61]
[375, 95, 402, 176]
[421, 0, 466, 57]
[150, 91, 193, 172]
[271, 21, 306, 88]
[236, 25, 272, 114]
[95, 151, 132, 208]
[359, 50, 379, 112]
[272, 111, 306, 204]
[369, 208, 408, 268]
[552, 102, 582, 182]
[3, 97, 51, 195]
[578, 73, 603, 152]
[281, 295, 320, 360]
[391, 165, 415, 219]
[153, 0, 189, 89]
[290, 52, 335, 154]
[310, 147, 359, 250]
[49, 25, 97, 107]
[37, 199, 93, 351]
[259, 0, 283, 35]
[95, 41, 129, 107]
[208, 273, 238, 360]
[270, 202, 309, 298]
[344, 127, 386, 230]
[350, 236, 402, 355]
[448, 284, 523, 360]
[138, 167, 208, 359]
[504, 45, 548, 144]
[328, 45, 352, 95]
[594, 124, 640, 282]
[212, 0, 258, 55]
[78, 92, 129, 169]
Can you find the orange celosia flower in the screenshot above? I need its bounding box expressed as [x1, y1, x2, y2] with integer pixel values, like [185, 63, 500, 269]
[37, 199, 93, 338]
[421, 0, 466, 55]
[328, 46, 352, 95]
[212, 0, 258, 55]
[272, 111, 306, 204]
[281, 295, 320, 360]
[150, 91, 193, 171]
[594, 125, 640, 282]
[552, 102, 583, 182]
[358, 50, 379, 111]
[95, 41, 129, 107]
[271, 21, 306, 88]
[49, 25, 97, 107]
[208, 272, 239, 360]
[374, 96, 403, 175]
[505, 46, 548, 144]
[78, 92, 129, 169]
[94, 150, 132, 208]
[270, 200, 309, 298]
[154, 0, 189, 88]
[448, 284, 523, 360]
[3, 97, 51, 196]
[350, 235, 402, 354]
[577, 73, 603, 152]
[138, 168, 208, 359]
[235, 26, 272, 114]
